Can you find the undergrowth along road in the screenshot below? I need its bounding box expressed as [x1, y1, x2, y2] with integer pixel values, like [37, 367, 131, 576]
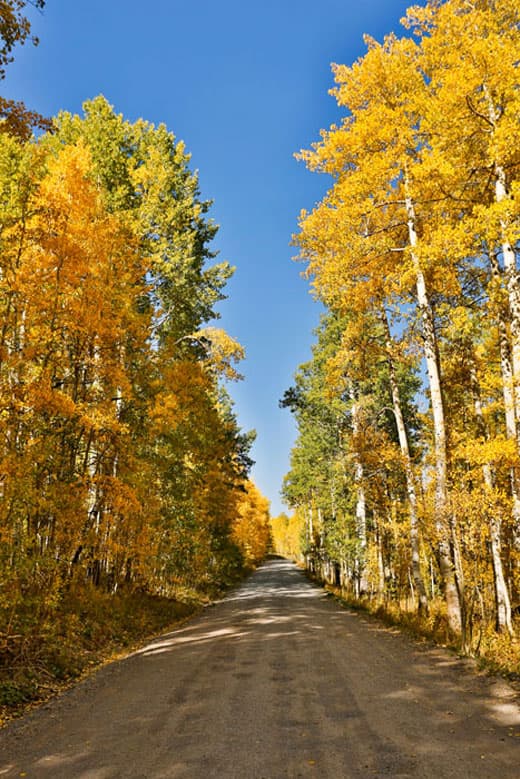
[0, 558, 519, 778]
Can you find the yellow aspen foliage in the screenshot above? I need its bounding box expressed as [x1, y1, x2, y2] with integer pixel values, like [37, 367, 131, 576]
[232, 481, 271, 567]
[286, 0, 520, 649]
[0, 93, 261, 710]
[270, 512, 307, 562]
[0, 103, 256, 706]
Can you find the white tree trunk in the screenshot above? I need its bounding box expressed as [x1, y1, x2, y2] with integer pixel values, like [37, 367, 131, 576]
[351, 394, 368, 596]
[493, 170, 520, 550]
[381, 310, 428, 614]
[405, 186, 462, 634]
[495, 168, 520, 431]
[485, 85, 520, 546]
[489, 252, 520, 543]
[471, 366, 513, 635]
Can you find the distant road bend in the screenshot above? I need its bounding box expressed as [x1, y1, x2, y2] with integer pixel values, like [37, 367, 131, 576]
[1, 558, 519, 778]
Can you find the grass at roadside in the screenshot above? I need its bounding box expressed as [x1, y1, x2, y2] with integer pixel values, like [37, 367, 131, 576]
[308, 573, 520, 682]
[0, 585, 208, 726]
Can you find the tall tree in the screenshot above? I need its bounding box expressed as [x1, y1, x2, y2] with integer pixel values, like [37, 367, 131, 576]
[289, 0, 520, 642]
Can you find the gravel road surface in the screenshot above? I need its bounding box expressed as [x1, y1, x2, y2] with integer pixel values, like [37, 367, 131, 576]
[0, 558, 519, 778]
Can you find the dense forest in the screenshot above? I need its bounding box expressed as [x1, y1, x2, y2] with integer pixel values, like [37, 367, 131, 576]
[275, 0, 520, 663]
[0, 2, 270, 710]
[2, 0, 520, 712]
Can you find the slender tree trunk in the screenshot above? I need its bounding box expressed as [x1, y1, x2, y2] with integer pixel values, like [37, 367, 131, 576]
[381, 309, 428, 614]
[495, 168, 520, 438]
[373, 512, 385, 600]
[486, 87, 520, 547]
[404, 184, 462, 634]
[471, 366, 513, 635]
[494, 175, 520, 550]
[487, 255, 520, 564]
[491, 254, 518, 442]
[350, 392, 367, 597]
[306, 500, 314, 573]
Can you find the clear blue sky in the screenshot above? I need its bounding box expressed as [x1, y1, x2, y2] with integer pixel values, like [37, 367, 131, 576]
[4, 0, 413, 514]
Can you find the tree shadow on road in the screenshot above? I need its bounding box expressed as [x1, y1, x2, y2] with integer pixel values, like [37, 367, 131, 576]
[0, 559, 519, 778]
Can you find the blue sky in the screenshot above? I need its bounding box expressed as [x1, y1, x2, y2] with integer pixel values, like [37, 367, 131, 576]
[4, 0, 413, 514]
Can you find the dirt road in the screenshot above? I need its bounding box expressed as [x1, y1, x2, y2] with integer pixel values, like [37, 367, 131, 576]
[0, 558, 519, 778]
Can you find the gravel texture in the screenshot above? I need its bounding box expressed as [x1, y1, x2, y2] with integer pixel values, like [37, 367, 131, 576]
[0, 558, 519, 778]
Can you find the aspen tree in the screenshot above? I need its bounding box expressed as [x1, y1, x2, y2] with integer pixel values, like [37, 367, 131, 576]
[404, 0, 520, 628]
[0, 102, 258, 640]
[381, 311, 429, 614]
[287, 0, 520, 645]
[295, 33, 463, 627]
[407, 0, 520, 535]
[232, 481, 271, 567]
